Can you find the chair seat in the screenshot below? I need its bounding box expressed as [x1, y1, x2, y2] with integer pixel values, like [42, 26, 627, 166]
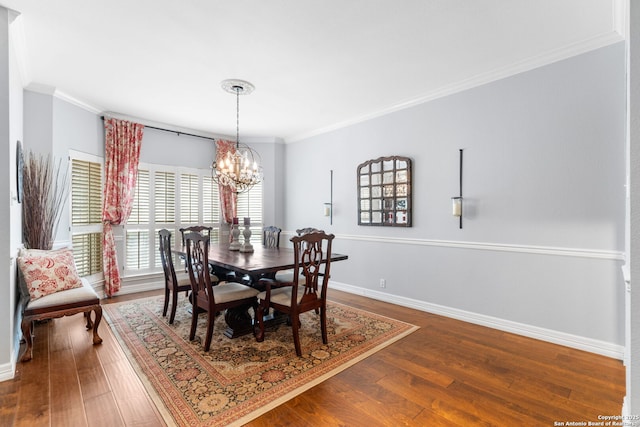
[257, 286, 311, 307]
[274, 269, 306, 285]
[213, 281, 259, 304]
[25, 278, 99, 311]
[175, 271, 192, 288]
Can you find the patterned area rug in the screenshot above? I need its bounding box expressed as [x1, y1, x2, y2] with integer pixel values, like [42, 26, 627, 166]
[104, 295, 418, 426]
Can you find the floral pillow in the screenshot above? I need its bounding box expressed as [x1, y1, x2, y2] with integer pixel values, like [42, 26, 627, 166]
[18, 248, 83, 301]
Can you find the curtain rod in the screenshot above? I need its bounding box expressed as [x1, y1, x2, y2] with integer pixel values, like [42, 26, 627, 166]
[100, 116, 216, 141]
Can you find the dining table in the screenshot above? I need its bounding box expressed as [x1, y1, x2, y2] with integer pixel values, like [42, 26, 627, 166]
[174, 242, 348, 338]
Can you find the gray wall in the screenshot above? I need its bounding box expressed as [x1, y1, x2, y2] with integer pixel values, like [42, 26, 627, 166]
[1, 7, 25, 381]
[285, 42, 626, 356]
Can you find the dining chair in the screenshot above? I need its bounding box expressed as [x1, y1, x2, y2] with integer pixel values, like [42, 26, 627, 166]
[263, 225, 282, 248]
[158, 229, 193, 324]
[184, 232, 259, 351]
[179, 225, 214, 273]
[179, 225, 212, 247]
[254, 231, 335, 356]
[295, 227, 322, 236]
[273, 227, 323, 283]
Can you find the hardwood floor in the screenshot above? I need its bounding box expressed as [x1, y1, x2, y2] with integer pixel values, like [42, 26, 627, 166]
[0, 289, 625, 426]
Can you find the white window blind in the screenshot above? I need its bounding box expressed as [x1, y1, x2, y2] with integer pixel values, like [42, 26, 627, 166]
[70, 157, 103, 277]
[126, 229, 150, 270]
[180, 173, 199, 223]
[71, 159, 102, 225]
[154, 171, 175, 224]
[125, 170, 152, 272]
[202, 177, 220, 224]
[129, 169, 150, 225]
[120, 164, 263, 276]
[237, 181, 263, 244]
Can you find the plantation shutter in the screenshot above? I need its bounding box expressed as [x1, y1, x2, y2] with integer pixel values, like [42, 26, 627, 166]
[236, 181, 262, 223]
[128, 169, 150, 225]
[202, 178, 220, 224]
[72, 233, 102, 277]
[180, 173, 199, 223]
[71, 159, 102, 225]
[154, 171, 175, 224]
[236, 181, 263, 244]
[70, 158, 103, 276]
[125, 169, 151, 271]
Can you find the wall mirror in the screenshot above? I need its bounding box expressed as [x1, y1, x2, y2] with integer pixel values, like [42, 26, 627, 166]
[357, 155, 412, 227]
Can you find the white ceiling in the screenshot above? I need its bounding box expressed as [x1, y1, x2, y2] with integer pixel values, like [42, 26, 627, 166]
[3, 0, 624, 142]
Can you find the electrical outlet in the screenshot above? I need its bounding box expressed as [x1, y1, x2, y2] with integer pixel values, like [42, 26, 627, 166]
[380, 278, 386, 288]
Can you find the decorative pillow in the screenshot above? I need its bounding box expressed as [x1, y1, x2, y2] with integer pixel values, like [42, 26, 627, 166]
[17, 248, 83, 301]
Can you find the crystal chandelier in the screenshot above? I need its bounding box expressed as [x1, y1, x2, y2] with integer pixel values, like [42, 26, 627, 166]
[212, 79, 263, 193]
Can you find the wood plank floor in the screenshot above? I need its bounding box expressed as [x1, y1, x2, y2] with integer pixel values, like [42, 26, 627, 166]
[0, 289, 625, 426]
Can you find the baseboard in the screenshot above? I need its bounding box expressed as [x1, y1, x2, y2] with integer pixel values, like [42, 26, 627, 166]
[101, 278, 164, 299]
[0, 361, 15, 382]
[330, 281, 624, 360]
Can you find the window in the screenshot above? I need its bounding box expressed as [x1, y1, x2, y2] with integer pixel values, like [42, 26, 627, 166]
[236, 181, 263, 244]
[126, 170, 151, 271]
[70, 153, 103, 277]
[121, 164, 262, 276]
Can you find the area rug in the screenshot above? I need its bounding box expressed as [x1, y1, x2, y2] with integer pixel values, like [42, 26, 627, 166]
[104, 295, 418, 426]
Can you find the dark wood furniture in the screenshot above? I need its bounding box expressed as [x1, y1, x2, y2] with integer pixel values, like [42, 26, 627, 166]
[255, 231, 335, 356]
[186, 242, 348, 285]
[158, 229, 193, 324]
[20, 278, 102, 362]
[296, 227, 322, 236]
[174, 241, 348, 338]
[179, 225, 212, 246]
[262, 225, 282, 248]
[184, 233, 259, 347]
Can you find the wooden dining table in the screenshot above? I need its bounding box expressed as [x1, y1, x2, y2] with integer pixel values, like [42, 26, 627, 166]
[174, 242, 348, 338]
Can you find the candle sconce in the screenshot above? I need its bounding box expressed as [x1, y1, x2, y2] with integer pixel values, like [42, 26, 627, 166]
[452, 149, 463, 229]
[324, 202, 332, 218]
[324, 170, 333, 225]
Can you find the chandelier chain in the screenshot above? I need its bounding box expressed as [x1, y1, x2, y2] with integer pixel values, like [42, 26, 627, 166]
[235, 86, 240, 147]
[212, 79, 263, 194]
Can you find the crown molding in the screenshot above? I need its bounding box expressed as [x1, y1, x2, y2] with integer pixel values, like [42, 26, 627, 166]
[286, 31, 624, 143]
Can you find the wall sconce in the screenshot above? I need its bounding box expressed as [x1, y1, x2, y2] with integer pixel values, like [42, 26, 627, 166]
[451, 196, 462, 217]
[452, 149, 463, 229]
[324, 202, 332, 217]
[325, 170, 333, 225]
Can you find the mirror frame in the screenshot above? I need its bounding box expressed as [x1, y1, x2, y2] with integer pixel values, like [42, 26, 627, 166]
[357, 155, 412, 227]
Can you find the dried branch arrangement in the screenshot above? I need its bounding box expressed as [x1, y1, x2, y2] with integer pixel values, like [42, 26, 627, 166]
[22, 151, 69, 250]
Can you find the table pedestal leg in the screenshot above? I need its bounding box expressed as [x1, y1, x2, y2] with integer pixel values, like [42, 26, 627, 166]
[223, 305, 255, 338]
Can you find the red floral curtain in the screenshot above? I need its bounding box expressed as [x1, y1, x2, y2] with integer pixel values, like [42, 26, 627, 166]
[215, 139, 237, 223]
[102, 118, 144, 296]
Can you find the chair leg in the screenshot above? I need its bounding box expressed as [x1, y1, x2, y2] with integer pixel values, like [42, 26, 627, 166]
[169, 290, 179, 324]
[189, 303, 198, 341]
[162, 287, 170, 317]
[204, 310, 215, 352]
[20, 319, 33, 362]
[84, 311, 94, 330]
[254, 302, 265, 342]
[320, 305, 328, 345]
[92, 307, 104, 345]
[292, 314, 302, 357]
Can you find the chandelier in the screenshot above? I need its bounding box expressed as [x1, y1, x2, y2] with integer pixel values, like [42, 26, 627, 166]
[212, 79, 263, 193]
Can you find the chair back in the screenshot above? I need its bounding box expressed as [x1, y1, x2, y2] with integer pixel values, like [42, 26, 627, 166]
[295, 227, 323, 236]
[158, 229, 178, 287]
[290, 231, 334, 306]
[184, 232, 215, 306]
[179, 226, 213, 246]
[263, 226, 282, 248]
